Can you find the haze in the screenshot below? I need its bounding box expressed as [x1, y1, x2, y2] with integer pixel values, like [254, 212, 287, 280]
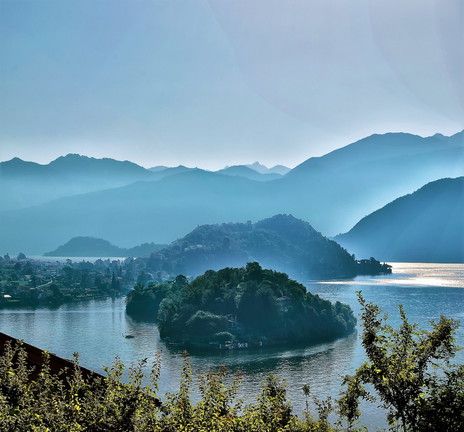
[1, 0, 463, 169]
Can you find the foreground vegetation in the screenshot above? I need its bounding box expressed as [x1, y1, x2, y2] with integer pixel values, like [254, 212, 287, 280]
[1, 296, 462, 431]
[126, 262, 356, 348]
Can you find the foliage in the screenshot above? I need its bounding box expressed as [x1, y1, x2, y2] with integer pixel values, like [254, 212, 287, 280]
[0, 298, 462, 431]
[339, 293, 464, 431]
[146, 215, 391, 280]
[0, 342, 339, 432]
[127, 262, 356, 348]
[0, 255, 151, 308]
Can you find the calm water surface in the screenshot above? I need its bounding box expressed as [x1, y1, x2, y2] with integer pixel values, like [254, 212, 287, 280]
[1, 262, 463, 430]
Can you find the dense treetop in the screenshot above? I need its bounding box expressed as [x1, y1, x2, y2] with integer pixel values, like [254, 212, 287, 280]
[0, 254, 146, 307]
[127, 262, 356, 349]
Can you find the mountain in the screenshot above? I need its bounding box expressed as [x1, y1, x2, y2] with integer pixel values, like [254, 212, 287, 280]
[216, 165, 281, 181]
[148, 165, 193, 177]
[146, 214, 390, 280]
[44, 236, 165, 258]
[245, 162, 291, 175]
[276, 130, 464, 235]
[336, 177, 464, 262]
[1, 131, 462, 254]
[268, 164, 291, 175]
[0, 155, 200, 212]
[148, 166, 169, 172]
[0, 154, 153, 211]
[0, 169, 266, 254]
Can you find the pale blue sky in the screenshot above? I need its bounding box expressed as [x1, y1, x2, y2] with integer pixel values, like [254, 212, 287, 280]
[1, 0, 462, 169]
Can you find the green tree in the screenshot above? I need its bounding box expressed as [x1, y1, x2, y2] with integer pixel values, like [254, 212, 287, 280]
[339, 293, 463, 431]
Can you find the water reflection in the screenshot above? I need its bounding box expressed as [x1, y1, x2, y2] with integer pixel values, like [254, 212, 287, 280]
[0, 263, 463, 429]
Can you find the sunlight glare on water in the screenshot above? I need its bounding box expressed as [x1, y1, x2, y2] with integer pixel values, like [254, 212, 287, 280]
[317, 262, 464, 288]
[0, 262, 463, 429]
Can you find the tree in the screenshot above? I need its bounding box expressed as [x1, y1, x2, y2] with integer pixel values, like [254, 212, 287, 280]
[111, 273, 120, 292]
[339, 292, 463, 431]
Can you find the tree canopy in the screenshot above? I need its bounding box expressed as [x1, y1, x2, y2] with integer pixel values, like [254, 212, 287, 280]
[339, 293, 464, 431]
[127, 262, 356, 348]
[147, 215, 391, 280]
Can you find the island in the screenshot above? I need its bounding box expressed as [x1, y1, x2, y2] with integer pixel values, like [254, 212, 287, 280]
[126, 262, 356, 349]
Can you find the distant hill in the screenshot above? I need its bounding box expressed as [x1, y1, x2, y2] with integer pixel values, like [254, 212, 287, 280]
[44, 236, 166, 258]
[336, 177, 464, 262]
[148, 166, 169, 172]
[0, 154, 154, 211]
[146, 214, 390, 280]
[148, 165, 193, 177]
[1, 131, 463, 254]
[245, 162, 291, 175]
[0, 156, 204, 212]
[216, 165, 281, 181]
[277, 130, 464, 235]
[0, 169, 266, 253]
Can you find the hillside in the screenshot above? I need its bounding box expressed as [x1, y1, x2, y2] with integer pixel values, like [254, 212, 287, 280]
[0, 170, 267, 254]
[1, 131, 462, 254]
[146, 214, 390, 280]
[0, 154, 154, 211]
[245, 162, 291, 175]
[336, 177, 464, 262]
[0, 155, 204, 212]
[276, 130, 464, 235]
[216, 165, 281, 181]
[126, 262, 356, 348]
[44, 236, 165, 258]
[147, 165, 193, 177]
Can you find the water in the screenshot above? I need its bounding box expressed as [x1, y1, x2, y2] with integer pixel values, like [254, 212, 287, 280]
[0, 262, 463, 430]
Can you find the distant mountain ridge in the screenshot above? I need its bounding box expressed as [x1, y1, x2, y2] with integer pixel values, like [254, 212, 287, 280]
[244, 162, 291, 175]
[0, 154, 153, 211]
[216, 165, 282, 181]
[1, 130, 462, 254]
[44, 236, 165, 258]
[336, 177, 464, 262]
[1, 154, 149, 178]
[0, 155, 288, 212]
[148, 165, 192, 176]
[146, 214, 390, 280]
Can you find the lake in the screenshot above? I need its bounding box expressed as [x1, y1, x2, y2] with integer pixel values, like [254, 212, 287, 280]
[1, 262, 463, 429]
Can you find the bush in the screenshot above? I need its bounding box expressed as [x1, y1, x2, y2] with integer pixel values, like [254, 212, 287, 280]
[1, 298, 461, 431]
[0, 343, 336, 432]
[339, 293, 464, 432]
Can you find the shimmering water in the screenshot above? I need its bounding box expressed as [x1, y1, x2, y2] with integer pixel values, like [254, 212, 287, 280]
[1, 263, 463, 430]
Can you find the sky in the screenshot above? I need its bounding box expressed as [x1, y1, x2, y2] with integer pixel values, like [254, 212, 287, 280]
[0, 0, 463, 170]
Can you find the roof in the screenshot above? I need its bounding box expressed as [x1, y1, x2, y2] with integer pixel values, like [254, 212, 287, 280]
[0, 331, 102, 383]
